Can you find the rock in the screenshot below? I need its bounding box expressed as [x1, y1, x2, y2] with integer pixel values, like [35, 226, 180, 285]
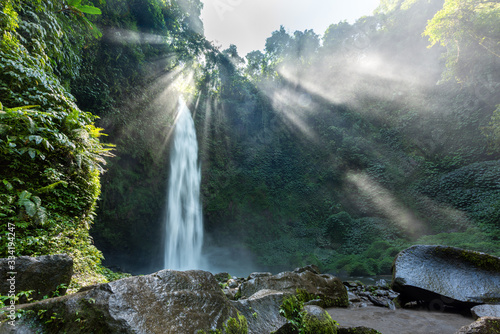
[302, 304, 338, 333]
[348, 292, 361, 303]
[214, 272, 231, 282]
[274, 322, 300, 334]
[392, 245, 500, 306]
[0, 269, 240, 333]
[239, 270, 348, 307]
[344, 281, 363, 289]
[455, 317, 500, 334]
[293, 264, 321, 275]
[375, 279, 390, 289]
[228, 278, 239, 288]
[247, 272, 272, 280]
[0, 254, 73, 303]
[471, 305, 500, 319]
[232, 289, 290, 333]
[304, 298, 325, 306]
[337, 327, 382, 334]
[223, 288, 239, 300]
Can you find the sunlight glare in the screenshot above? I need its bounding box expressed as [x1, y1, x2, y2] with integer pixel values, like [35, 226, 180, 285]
[346, 170, 424, 236]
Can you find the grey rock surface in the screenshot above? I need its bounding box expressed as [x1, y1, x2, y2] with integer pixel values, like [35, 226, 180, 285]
[239, 270, 348, 307]
[471, 305, 500, 320]
[392, 245, 500, 305]
[0, 269, 239, 334]
[232, 289, 291, 334]
[455, 317, 500, 334]
[0, 254, 73, 302]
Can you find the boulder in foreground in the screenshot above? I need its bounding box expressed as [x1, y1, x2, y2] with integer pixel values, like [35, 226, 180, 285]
[392, 245, 500, 306]
[0, 254, 73, 303]
[455, 317, 500, 334]
[0, 269, 239, 333]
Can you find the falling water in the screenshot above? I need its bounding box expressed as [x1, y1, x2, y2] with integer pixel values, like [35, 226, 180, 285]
[164, 97, 203, 270]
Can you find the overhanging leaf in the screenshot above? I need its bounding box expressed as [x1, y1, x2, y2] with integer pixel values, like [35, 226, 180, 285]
[76, 5, 102, 15]
[67, 0, 82, 6]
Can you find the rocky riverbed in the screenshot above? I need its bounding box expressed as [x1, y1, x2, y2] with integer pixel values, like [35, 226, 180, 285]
[1, 246, 499, 333]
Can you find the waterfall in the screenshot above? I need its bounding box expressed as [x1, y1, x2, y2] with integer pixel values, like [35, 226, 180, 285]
[164, 97, 203, 270]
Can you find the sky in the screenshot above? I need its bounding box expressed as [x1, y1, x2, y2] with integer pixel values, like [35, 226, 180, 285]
[200, 0, 381, 56]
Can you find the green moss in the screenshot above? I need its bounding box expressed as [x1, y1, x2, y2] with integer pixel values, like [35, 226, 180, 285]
[295, 289, 348, 308]
[302, 310, 338, 334]
[433, 246, 500, 272]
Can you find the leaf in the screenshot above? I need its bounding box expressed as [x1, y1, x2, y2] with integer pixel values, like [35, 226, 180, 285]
[7, 105, 40, 111]
[29, 135, 43, 144]
[76, 5, 102, 15]
[37, 207, 47, 224]
[31, 196, 41, 208]
[28, 148, 36, 159]
[18, 190, 31, 202]
[21, 199, 36, 217]
[2, 180, 13, 191]
[67, 0, 82, 6]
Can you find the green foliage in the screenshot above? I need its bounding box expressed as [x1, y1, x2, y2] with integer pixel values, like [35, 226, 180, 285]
[424, 0, 500, 83]
[279, 295, 305, 331]
[0, 0, 117, 287]
[223, 313, 248, 334]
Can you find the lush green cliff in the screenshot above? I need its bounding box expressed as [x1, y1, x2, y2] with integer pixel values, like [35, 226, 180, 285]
[1, 0, 499, 279]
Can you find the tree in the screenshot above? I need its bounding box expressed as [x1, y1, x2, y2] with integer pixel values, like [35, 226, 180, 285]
[424, 0, 500, 83]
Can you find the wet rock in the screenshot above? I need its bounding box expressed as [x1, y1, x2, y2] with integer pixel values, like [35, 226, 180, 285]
[239, 270, 348, 307]
[0, 254, 73, 303]
[455, 317, 500, 334]
[214, 272, 231, 282]
[223, 288, 239, 300]
[302, 304, 338, 333]
[228, 278, 239, 288]
[392, 245, 500, 306]
[348, 292, 361, 303]
[305, 298, 325, 306]
[274, 322, 300, 334]
[232, 289, 290, 334]
[471, 305, 500, 319]
[294, 264, 321, 275]
[338, 326, 382, 334]
[375, 279, 390, 289]
[0, 269, 239, 333]
[247, 272, 272, 280]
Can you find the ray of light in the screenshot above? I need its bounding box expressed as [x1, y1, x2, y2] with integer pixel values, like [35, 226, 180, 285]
[345, 170, 424, 236]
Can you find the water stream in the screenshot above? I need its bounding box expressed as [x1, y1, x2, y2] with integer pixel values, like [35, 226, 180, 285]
[164, 97, 203, 270]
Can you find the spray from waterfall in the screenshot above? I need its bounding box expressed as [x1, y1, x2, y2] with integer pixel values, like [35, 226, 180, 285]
[164, 97, 203, 270]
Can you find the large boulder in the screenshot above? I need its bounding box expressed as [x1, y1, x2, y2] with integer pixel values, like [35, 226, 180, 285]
[232, 289, 290, 333]
[0, 269, 239, 333]
[0, 254, 73, 303]
[472, 305, 500, 319]
[455, 317, 500, 334]
[392, 245, 500, 306]
[239, 270, 348, 308]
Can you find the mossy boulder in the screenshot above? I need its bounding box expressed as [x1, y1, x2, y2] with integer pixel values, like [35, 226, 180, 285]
[392, 245, 500, 306]
[302, 305, 338, 334]
[0, 254, 73, 303]
[456, 317, 500, 334]
[239, 270, 348, 308]
[0, 269, 239, 333]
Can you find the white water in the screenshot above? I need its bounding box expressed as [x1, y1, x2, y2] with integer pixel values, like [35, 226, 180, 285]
[164, 97, 203, 270]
